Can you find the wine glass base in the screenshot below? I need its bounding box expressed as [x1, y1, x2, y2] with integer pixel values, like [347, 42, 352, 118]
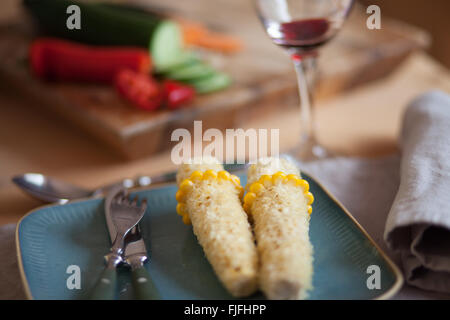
[287, 140, 332, 162]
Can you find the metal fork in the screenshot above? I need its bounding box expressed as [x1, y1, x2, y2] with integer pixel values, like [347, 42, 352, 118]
[110, 196, 147, 264]
[90, 192, 147, 299]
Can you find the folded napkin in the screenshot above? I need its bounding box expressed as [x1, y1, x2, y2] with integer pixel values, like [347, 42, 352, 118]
[384, 90, 450, 293]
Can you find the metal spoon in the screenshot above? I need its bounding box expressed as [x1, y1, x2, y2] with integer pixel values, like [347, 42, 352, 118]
[12, 163, 248, 204]
[12, 173, 172, 204]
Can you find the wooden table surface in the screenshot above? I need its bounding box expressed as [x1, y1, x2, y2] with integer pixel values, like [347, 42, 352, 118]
[1, 51, 449, 226]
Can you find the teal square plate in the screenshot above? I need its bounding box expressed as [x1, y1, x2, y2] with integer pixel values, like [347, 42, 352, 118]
[16, 173, 402, 300]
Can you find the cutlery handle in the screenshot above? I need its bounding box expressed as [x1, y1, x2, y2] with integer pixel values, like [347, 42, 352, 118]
[90, 268, 117, 300]
[131, 266, 161, 300]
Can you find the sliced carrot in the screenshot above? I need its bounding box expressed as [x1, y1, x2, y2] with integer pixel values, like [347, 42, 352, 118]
[176, 18, 207, 44]
[176, 18, 243, 54]
[195, 32, 243, 54]
[182, 23, 208, 45]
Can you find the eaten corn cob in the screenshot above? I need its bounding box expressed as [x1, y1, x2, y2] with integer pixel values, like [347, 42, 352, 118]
[176, 157, 258, 297]
[245, 157, 314, 299]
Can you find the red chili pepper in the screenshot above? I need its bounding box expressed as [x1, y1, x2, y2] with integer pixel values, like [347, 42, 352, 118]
[114, 69, 163, 111]
[29, 38, 151, 83]
[162, 80, 196, 109]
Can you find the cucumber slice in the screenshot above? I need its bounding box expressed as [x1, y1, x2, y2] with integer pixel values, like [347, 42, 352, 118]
[191, 72, 232, 94]
[150, 20, 184, 71]
[155, 52, 201, 74]
[167, 63, 215, 82]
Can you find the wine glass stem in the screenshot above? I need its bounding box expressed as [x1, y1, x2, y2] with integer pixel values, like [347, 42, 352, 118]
[292, 54, 318, 148]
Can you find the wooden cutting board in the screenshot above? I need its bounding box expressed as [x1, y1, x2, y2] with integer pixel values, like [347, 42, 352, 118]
[0, 0, 429, 159]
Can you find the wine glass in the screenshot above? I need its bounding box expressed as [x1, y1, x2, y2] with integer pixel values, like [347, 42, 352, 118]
[254, 0, 354, 161]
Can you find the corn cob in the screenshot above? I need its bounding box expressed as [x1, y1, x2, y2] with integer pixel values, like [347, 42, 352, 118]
[176, 157, 258, 297]
[245, 157, 314, 299]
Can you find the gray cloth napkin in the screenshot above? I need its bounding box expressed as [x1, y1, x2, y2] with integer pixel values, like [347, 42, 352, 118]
[384, 90, 450, 293]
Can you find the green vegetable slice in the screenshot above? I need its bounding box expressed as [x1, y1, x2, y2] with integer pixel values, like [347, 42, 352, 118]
[150, 20, 185, 72]
[154, 51, 201, 74]
[167, 63, 215, 82]
[191, 72, 232, 94]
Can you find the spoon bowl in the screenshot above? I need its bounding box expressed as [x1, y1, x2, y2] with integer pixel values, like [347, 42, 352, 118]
[12, 173, 93, 204]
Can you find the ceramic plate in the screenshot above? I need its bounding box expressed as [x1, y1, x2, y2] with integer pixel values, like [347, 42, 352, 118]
[16, 173, 402, 300]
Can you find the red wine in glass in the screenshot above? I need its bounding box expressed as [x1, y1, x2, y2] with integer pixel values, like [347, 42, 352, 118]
[265, 18, 336, 54]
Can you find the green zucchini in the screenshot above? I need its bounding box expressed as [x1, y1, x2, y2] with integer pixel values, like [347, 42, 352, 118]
[98, 2, 167, 18]
[191, 72, 232, 94]
[23, 0, 168, 46]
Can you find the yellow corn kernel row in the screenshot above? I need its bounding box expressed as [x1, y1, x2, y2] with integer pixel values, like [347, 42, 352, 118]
[244, 172, 314, 216]
[176, 169, 244, 224]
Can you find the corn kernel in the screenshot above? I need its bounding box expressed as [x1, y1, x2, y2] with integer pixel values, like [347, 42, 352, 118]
[244, 192, 256, 206]
[285, 174, 298, 186]
[190, 170, 203, 182]
[272, 172, 287, 185]
[175, 190, 185, 202]
[182, 214, 191, 225]
[307, 205, 312, 215]
[298, 179, 310, 192]
[203, 170, 218, 180]
[218, 170, 231, 180]
[180, 179, 194, 193]
[230, 175, 241, 186]
[259, 175, 272, 188]
[249, 182, 264, 195]
[176, 203, 187, 216]
[305, 192, 314, 205]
